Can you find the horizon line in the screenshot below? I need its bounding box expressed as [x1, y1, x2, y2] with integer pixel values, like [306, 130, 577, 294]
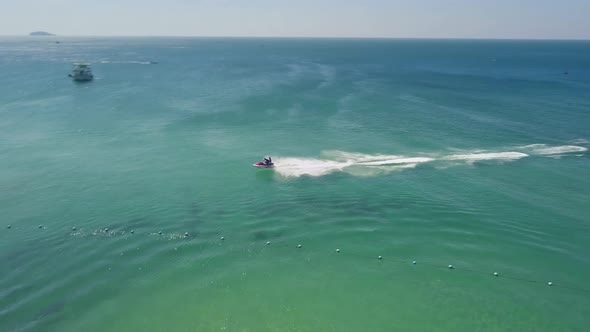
[1, 34, 590, 41]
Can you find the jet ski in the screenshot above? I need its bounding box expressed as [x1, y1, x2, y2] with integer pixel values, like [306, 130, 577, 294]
[253, 156, 274, 168]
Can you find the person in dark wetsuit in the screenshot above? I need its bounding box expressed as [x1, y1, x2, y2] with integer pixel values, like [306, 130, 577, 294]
[263, 156, 272, 165]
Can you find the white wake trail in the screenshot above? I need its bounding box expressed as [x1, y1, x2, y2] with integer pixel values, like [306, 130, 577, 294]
[444, 152, 529, 162]
[268, 143, 586, 178]
[521, 144, 588, 155]
[272, 158, 352, 178]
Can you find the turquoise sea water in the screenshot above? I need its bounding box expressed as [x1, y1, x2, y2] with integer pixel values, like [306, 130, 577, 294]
[1, 37, 589, 331]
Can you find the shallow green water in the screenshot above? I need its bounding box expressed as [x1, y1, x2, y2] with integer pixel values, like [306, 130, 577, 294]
[1, 37, 589, 331]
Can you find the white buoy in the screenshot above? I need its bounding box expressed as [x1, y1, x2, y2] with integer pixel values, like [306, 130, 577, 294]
[72, 227, 76, 231]
[378, 256, 383, 260]
[104, 227, 109, 232]
[448, 265, 454, 269]
[7, 225, 11, 229]
[130, 230, 134, 234]
[548, 282, 553, 286]
[493, 272, 499, 277]
[297, 244, 302, 248]
[412, 261, 417, 265]
[266, 241, 271, 245]
[158, 231, 162, 235]
[184, 232, 189, 237]
[220, 236, 225, 240]
[174, 247, 178, 251]
[336, 249, 340, 253]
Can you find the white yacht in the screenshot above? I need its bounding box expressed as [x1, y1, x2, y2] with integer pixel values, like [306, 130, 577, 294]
[68, 63, 94, 81]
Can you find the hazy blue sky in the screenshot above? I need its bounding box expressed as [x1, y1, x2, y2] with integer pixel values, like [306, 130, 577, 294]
[1, 0, 589, 39]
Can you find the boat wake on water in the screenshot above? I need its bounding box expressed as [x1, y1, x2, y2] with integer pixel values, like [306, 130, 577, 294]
[267, 143, 588, 178]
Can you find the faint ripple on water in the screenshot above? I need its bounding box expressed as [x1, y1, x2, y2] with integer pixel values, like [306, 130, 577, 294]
[0, 223, 224, 331]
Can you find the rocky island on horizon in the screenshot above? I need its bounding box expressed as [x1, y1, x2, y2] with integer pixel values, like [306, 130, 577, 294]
[30, 31, 56, 36]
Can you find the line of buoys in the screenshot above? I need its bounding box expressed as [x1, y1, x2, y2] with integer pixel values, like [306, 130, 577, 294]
[285, 244, 583, 292]
[6, 224, 588, 293]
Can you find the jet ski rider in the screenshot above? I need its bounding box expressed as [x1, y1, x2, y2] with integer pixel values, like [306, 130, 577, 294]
[263, 156, 272, 165]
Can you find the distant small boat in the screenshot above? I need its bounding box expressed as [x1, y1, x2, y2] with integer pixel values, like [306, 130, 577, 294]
[68, 63, 94, 81]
